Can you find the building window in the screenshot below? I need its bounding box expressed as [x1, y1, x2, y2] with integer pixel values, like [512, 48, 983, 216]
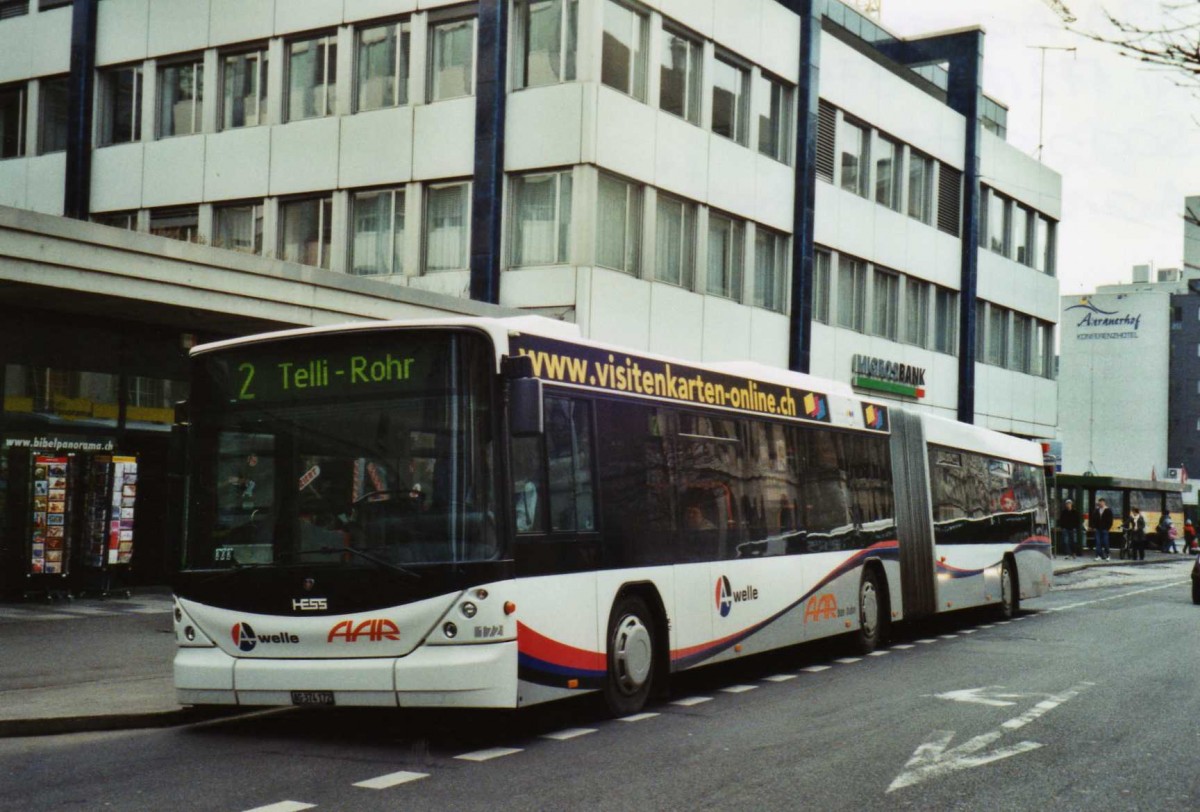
[0, 1, 28, 19]
[660, 25, 701, 125]
[39, 0, 71, 9]
[0, 83, 25, 159]
[596, 172, 642, 274]
[655, 193, 695, 288]
[755, 71, 792, 164]
[96, 66, 142, 146]
[815, 99, 835, 182]
[987, 304, 1008, 367]
[933, 286, 957, 355]
[280, 195, 333, 269]
[158, 58, 204, 138]
[429, 16, 476, 101]
[908, 149, 933, 224]
[221, 48, 268, 129]
[904, 278, 929, 348]
[600, 0, 647, 101]
[874, 133, 902, 211]
[357, 20, 410, 111]
[711, 55, 748, 145]
[1035, 318, 1052, 375]
[91, 211, 137, 230]
[936, 163, 961, 236]
[1011, 312, 1031, 373]
[37, 76, 68, 154]
[425, 181, 470, 272]
[351, 188, 405, 275]
[1035, 215, 1056, 275]
[511, 170, 572, 266]
[149, 206, 199, 243]
[707, 212, 744, 301]
[754, 227, 787, 312]
[984, 188, 1008, 255]
[872, 268, 899, 340]
[287, 34, 337, 121]
[1013, 205, 1032, 266]
[213, 201, 264, 255]
[514, 0, 577, 89]
[837, 255, 867, 332]
[812, 248, 831, 324]
[838, 117, 868, 197]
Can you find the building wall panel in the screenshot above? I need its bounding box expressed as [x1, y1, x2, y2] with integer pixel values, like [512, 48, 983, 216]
[506, 84, 584, 172]
[270, 117, 340, 195]
[412, 98, 475, 181]
[96, 0, 150, 67]
[339, 106, 414, 188]
[90, 143, 146, 212]
[147, 0, 212, 59]
[205, 127, 272, 202]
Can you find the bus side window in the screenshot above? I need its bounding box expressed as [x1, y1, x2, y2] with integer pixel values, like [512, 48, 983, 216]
[511, 436, 546, 533]
[545, 398, 595, 532]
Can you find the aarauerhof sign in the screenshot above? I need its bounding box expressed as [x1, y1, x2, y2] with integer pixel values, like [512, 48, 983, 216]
[850, 355, 926, 399]
[1065, 298, 1142, 341]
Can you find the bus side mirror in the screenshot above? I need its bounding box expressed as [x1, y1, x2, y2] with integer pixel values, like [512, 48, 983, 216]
[510, 378, 543, 437]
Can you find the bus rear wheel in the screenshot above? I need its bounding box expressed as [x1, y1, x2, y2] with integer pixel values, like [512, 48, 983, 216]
[854, 569, 888, 654]
[998, 558, 1019, 619]
[603, 595, 656, 717]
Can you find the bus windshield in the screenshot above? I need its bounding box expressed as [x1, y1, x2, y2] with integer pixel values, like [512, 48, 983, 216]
[182, 329, 498, 572]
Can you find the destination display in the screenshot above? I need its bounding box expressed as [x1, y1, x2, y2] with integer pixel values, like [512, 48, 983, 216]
[199, 335, 441, 405]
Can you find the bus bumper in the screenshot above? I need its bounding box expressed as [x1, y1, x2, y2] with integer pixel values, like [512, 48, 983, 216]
[175, 640, 518, 709]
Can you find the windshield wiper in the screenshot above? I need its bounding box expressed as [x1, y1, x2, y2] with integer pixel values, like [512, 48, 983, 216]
[311, 545, 421, 580]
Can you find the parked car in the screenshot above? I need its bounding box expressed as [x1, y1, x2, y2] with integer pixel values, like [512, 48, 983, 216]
[1192, 554, 1200, 605]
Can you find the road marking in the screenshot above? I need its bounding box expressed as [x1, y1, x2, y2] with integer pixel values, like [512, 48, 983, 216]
[354, 771, 429, 789]
[891, 643, 915, 650]
[801, 665, 831, 673]
[618, 712, 660, 722]
[938, 634, 958, 640]
[915, 639, 937, 644]
[241, 802, 316, 812]
[835, 657, 862, 664]
[977, 624, 995, 629]
[672, 696, 712, 707]
[721, 684, 757, 694]
[867, 650, 891, 657]
[455, 747, 523, 762]
[960, 629, 977, 634]
[764, 674, 798, 682]
[1045, 581, 1183, 612]
[541, 728, 597, 741]
[934, 687, 1031, 707]
[888, 682, 1094, 793]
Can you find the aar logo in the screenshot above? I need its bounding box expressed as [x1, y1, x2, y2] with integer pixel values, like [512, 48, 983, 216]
[804, 594, 838, 623]
[327, 618, 401, 643]
[715, 576, 759, 618]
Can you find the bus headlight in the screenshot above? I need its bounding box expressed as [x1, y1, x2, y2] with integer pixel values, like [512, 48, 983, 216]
[461, 602, 477, 618]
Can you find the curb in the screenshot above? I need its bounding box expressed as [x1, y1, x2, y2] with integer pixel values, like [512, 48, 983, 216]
[1053, 555, 1191, 576]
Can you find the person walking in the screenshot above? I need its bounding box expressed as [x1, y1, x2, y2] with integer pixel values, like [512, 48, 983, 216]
[1126, 506, 1147, 561]
[1185, 519, 1197, 554]
[1091, 498, 1113, 561]
[1058, 499, 1082, 559]
[1160, 513, 1178, 553]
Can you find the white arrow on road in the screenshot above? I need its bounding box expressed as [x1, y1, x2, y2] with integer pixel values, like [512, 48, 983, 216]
[933, 686, 1032, 707]
[889, 682, 1094, 793]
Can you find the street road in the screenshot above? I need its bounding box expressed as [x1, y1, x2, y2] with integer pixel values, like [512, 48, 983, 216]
[2, 559, 1196, 812]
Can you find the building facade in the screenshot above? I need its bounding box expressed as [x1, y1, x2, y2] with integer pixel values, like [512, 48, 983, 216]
[0, 0, 1062, 589]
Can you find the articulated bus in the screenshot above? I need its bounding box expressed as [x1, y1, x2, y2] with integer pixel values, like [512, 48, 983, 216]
[172, 316, 1051, 715]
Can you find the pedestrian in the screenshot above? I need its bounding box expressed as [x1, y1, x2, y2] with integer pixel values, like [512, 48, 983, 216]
[1185, 519, 1197, 554]
[1126, 506, 1147, 561]
[1091, 498, 1113, 561]
[1157, 513, 1176, 553]
[1057, 499, 1082, 559]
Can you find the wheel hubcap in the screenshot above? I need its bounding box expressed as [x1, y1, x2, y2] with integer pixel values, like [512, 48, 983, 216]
[612, 615, 652, 695]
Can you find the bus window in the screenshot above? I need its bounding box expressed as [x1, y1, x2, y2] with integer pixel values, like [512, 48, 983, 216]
[545, 398, 595, 532]
[511, 435, 546, 534]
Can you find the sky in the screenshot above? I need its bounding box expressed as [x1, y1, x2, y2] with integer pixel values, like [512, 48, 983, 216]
[877, 0, 1200, 294]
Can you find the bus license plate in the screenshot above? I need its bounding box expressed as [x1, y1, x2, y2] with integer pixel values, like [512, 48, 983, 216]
[291, 691, 335, 706]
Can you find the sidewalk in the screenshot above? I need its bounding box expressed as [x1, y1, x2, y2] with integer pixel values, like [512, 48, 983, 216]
[0, 552, 1194, 738]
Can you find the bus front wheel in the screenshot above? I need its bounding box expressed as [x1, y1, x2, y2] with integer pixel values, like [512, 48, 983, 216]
[603, 595, 656, 717]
